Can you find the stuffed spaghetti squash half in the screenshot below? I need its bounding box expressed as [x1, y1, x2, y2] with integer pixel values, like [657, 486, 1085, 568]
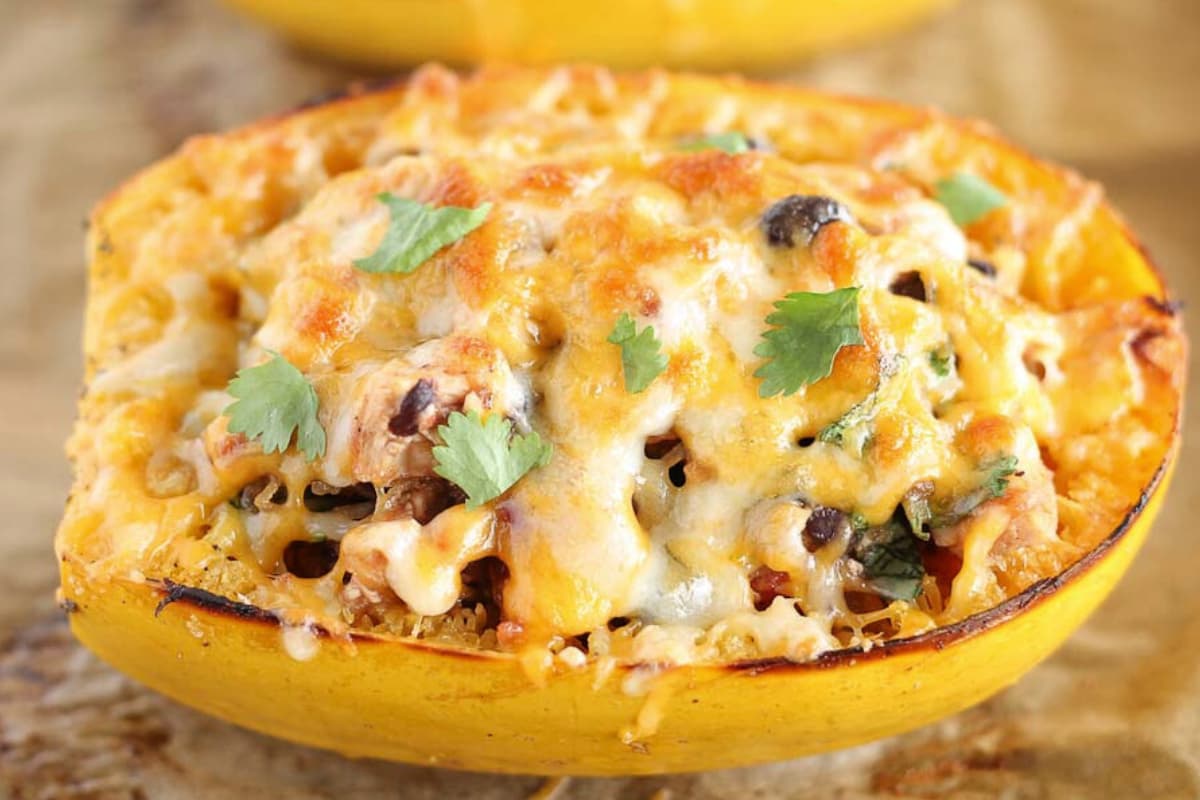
[58, 65, 1185, 775]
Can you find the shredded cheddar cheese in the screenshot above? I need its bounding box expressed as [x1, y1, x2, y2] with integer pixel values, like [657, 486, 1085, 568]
[58, 65, 1185, 669]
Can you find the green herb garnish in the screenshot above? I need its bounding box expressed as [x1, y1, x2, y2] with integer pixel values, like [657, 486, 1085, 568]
[979, 454, 1020, 498]
[432, 411, 552, 509]
[933, 173, 1007, 226]
[932, 455, 1020, 527]
[819, 395, 874, 446]
[354, 193, 491, 275]
[818, 354, 903, 446]
[679, 132, 752, 155]
[754, 287, 864, 398]
[929, 345, 955, 378]
[607, 313, 669, 394]
[223, 353, 325, 461]
[854, 522, 926, 601]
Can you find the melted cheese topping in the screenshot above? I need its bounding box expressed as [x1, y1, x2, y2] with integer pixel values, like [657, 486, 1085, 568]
[59, 65, 1185, 667]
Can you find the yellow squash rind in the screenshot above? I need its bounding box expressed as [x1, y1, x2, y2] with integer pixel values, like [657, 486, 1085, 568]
[64, 462, 1172, 775]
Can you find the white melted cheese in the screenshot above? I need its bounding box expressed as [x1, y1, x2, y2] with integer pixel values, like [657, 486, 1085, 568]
[415, 280, 462, 339]
[716, 596, 841, 661]
[89, 319, 230, 397]
[635, 480, 761, 628]
[646, 239, 781, 363]
[281, 620, 321, 662]
[352, 506, 494, 617]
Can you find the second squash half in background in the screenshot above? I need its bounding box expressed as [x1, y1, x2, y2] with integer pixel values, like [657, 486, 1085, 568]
[219, 0, 956, 71]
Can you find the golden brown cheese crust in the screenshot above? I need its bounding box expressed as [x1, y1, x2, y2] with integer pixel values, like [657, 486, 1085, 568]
[58, 65, 1185, 665]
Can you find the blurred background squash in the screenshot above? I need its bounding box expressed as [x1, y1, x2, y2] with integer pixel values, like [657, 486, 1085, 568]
[219, 0, 956, 70]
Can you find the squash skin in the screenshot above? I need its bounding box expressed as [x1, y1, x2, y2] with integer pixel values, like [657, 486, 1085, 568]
[58, 66, 1187, 775]
[62, 457, 1173, 775]
[218, 0, 956, 70]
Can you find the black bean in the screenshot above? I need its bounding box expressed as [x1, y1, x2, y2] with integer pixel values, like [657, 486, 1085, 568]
[889, 271, 927, 302]
[233, 477, 268, 510]
[233, 476, 287, 511]
[762, 195, 853, 248]
[802, 506, 849, 552]
[381, 477, 465, 525]
[967, 258, 997, 278]
[282, 539, 340, 579]
[303, 482, 376, 515]
[388, 378, 435, 436]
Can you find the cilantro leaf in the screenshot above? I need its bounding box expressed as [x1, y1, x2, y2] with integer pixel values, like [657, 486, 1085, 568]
[354, 193, 491, 274]
[853, 522, 925, 601]
[754, 287, 864, 397]
[933, 173, 1007, 226]
[929, 345, 955, 378]
[223, 353, 325, 461]
[931, 454, 1020, 527]
[818, 419, 847, 446]
[607, 313, 669, 394]
[679, 132, 752, 154]
[818, 355, 902, 446]
[819, 394, 874, 446]
[432, 411, 552, 508]
[980, 454, 1020, 497]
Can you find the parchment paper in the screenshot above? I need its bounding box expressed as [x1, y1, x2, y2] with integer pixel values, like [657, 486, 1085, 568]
[2, 1, 1197, 796]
